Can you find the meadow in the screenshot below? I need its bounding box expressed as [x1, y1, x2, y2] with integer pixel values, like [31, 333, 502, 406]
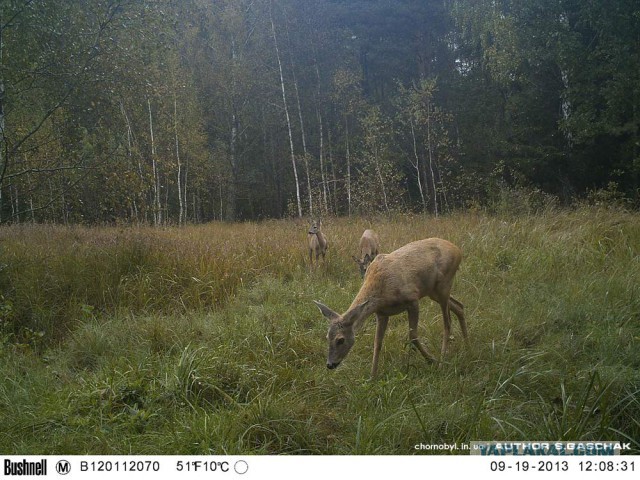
[0, 208, 639, 454]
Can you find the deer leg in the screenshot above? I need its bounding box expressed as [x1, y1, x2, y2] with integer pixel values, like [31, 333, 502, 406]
[448, 296, 468, 344]
[407, 303, 437, 364]
[371, 314, 389, 379]
[440, 299, 452, 359]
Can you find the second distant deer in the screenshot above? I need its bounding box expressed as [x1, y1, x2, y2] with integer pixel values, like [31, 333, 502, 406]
[353, 229, 380, 277]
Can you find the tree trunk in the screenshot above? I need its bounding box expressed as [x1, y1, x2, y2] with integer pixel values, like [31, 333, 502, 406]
[373, 146, 389, 213]
[284, 12, 313, 215]
[219, 181, 224, 221]
[174, 96, 183, 225]
[183, 151, 189, 223]
[426, 99, 438, 217]
[11, 185, 17, 222]
[226, 35, 239, 222]
[270, 3, 302, 218]
[327, 127, 338, 215]
[314, 52, 328, 214]
[226, 112, 238, 221]
[0, 16, 7, 193]
[120, 101, 143, 222]
[410, 120, 427, 212]
[148, 98, 161, 225]
[318, 107, 328, 214]
[345, 115, 352, 216]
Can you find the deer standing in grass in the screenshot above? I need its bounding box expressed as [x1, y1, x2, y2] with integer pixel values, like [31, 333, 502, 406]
[308, 219, 328, 267]
[314, 238, 468, 379]
[353, 229, 380, 278]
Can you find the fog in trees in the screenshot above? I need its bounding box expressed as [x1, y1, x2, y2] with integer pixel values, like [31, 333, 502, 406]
[1, 0, 638, 223]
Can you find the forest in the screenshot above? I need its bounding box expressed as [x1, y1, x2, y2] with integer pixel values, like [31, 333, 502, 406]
[1, 0, 640, 456]
[1, 0, 639, 224]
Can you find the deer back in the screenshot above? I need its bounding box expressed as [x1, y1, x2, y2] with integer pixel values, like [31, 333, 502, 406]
[352, 238, 461, 309]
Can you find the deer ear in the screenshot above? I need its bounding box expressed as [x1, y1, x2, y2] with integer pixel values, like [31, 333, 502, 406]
[342, 300, 369, 327]
[356, 300, 369, 313]
[353, 300, 369, 315]
[313, 301, 340, 322]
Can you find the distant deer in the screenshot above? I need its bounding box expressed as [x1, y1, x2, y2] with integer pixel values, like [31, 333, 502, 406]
[308, 219, 328, 267]
[314, 238, 468, 378]
[353, 229, 380, 278]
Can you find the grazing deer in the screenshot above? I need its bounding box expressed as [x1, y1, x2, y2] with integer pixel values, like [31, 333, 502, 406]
[352, 229, 380, 278]
[314, 238, 468, 378]
[308, 219, 328, 267]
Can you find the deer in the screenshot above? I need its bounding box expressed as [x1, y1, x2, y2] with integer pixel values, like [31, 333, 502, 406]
[308, 219, 328, 267]
[352, 229, 380, 278]
[314, 237, 468, 379]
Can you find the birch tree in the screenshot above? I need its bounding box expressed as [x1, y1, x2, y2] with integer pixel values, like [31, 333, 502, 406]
[395, 79, 455, 215]
[270, 1, 302, 218]
[357, 105, 404, 214]
[332, 68, 364, 216]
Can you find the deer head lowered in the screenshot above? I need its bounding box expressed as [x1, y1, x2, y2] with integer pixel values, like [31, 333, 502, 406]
[352, 229, 380, 277]
[315, 237, 468, 379]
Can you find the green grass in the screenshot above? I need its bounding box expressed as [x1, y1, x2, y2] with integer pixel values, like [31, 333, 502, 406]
[1, 208, 639, 454]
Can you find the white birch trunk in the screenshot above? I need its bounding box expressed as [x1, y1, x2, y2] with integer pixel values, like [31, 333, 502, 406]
[328, 127, 338, 215]
[226, 37, 239, 222]
[120, 101, 142, 222]
[410, 120, 427, 212]
[286, 24, 312, 215]
[282, 6, 313, 215]
[183, 153, 188, 223]
[314, 54, 328, 214]
[426, 99, 438, 217]
[270, 4, 302, 218]
[174, 96, 183, 226]
[374, 147, 389, 213]
[345, 115, 352, 216]
[148, 98, 161, 225]
[227, 110, 238, 221]
[318, 107, 328, 214]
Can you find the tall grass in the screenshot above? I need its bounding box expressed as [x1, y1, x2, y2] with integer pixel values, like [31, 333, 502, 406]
[0, 208, 638, 454]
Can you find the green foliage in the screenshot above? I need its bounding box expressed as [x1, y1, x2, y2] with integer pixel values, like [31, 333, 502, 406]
[394, 79, 457, 214]
[585, 182, 634, 210]
[351, 105, 406, 214]
[0, 208, 639, 454]
[452, 0, 640, 203]
[2, 0, 638, 223]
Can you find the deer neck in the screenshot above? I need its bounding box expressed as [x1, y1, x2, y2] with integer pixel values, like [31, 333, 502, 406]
[346, 296, 380, 331]
[346, 266, 385, 330]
